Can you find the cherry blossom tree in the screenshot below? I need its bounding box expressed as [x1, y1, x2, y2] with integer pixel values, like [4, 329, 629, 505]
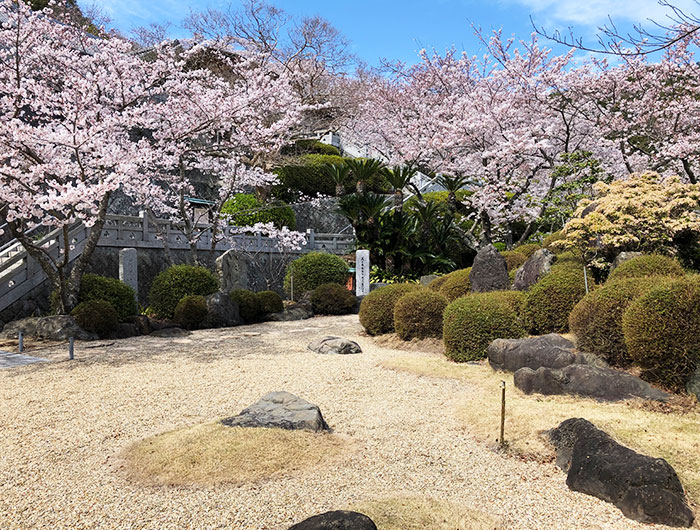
[0, 0, 161, 313]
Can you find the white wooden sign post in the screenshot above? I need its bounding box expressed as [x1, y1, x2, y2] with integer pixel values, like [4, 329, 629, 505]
[356, 249, 370, 296]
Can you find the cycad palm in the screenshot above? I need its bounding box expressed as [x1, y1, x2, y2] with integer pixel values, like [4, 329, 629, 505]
[382, 165, 417, 210]
[436, 174, 472, 212]
[324, 164, 351, 197]
[345, 158, 385, 194]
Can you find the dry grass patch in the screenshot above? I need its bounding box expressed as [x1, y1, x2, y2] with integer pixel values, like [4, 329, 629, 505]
[380, 354, 700, 504]
[350, 496, 501, 530]
[123, 422, 349, 487]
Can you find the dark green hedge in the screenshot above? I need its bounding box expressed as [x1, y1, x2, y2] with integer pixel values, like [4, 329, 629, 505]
[78, 274, 137, 322]
[148, 265, 219, 319]
[221, 193, 296, 229]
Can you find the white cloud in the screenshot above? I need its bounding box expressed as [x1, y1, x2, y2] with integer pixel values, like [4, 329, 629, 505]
[505, 0, 698, 27]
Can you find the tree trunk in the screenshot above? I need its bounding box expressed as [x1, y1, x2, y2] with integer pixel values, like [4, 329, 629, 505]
[480, 210, 493, 245]
[356, 179, 365, 194]
[335, 184, 344, 197]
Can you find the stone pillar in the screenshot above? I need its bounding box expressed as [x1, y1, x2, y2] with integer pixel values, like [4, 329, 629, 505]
[216, 249, 249, 293]
[355, 249, 370, 296]
[119, 248, 138, 294]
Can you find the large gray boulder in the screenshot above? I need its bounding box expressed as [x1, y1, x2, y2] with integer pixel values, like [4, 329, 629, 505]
[549, 418, 694, 527]
[469, 244, 509, 292]
[513, 249, 556, 291]
[1, 315, 97, 341]
[203, 292, 241, 328]
[611, 251, 643, 273]
[487, 334, 590, 372]
[221, 391, 330, 432]
[270, 292, 313, 322]
[308, 336, 361, 355]
[514, 364, 670, 402]
[289, 511, 377, 530]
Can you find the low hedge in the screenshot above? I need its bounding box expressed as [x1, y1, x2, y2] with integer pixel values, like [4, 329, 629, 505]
[622, 275, 700, 391]
[427, 274, 449, 292]
[500, 251, 528, 272]
[523, 263, 587, 334]
[230, 289, 262, 323]
[514, 243, 540, 258]
[79, 274, 137, 321]
[311, 283, 357, 315]
[284, 252, 349, 298]
[542, 231, 565, 253]
[393, 289, 448, 340]
[256, 290, 284, 314]
[569, 277, 665, 366]
[71, 299, 119, 338]
[359, 283, 421, 335]
[174, 295, 208, 330]
[608, 254, 685, 282]
[148, 265, 219, 319]
[438, 268, 472, 301]
[443, 291, 527, 362]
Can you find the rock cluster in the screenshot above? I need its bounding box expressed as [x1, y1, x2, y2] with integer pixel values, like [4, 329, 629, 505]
[308, 336, 361, 355]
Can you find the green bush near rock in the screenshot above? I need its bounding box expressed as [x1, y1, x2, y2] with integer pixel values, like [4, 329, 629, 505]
[608, 254, 685, 282]
[622, 275, 700, 391]
[78, 274, 137, 321]
[427, 274, 449, 292]
[311, 283, 357, 315]
[71, 299, 119, 338]
[523, 263, 587, 334]
[514, 243, 540, 258]
[221, 193, 296, 230]
[230, 289, 262, 323]
[542, 231, 565, 253]
[284, 252, 349, 298]
[393, 289, 448, 340]
[359, 283, 421, 336]
[500, 251, 527, 272]
[256, 290, 284, 315]
[148, 265, 219, 319]
[174, 295, 208, 330]
[569, 277, 667, 366]
[438, 268, 472, 301]
[443, 291, 527, 362]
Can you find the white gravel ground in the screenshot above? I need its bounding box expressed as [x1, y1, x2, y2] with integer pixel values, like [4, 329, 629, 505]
[0, 315, 689, 529]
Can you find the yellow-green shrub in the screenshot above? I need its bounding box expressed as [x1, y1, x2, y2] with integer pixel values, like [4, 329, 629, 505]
[514, 243, 540, 258]
[394, 289, 447, 340]
[438, 268, 472, 301]
[427, 274, 449, 291]
[443, 291, 527, 362]
[608, 254, 685, 282]
[174, 295, 208, 330]
[500, 251, 527, 272]
[359, 283, 421, 335]
[622, 275, 700, 391]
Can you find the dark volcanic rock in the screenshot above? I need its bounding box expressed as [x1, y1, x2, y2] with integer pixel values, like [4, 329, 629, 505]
[203, 291, 241, 328]
[513, 249, 556, 291]
[488, 334, 586, 372]
[308, 336, 361, 355]
[549, 418, 694, 527]
[288, 511, 377, 530]
[222, 391, 330, 433]
[514, 363, 670, 402]
[469, 244, 509, 292]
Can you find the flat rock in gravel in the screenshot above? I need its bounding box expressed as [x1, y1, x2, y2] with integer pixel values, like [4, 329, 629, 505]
[549, 418, 694, 527]
[488, 334, 603, 372]
[1, 315, 97, 341]
[514, 363, 670, 402]
[469, 244, 509, 292]
[513, 249, 556, 291]
[149, 327, 191, 338]
[221, 391, 330, 432]
[288, 511, 377, 530]
[308, 336, 361, 355]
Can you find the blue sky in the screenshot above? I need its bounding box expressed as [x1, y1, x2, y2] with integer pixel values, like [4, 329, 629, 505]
[81, 0, 699, 66]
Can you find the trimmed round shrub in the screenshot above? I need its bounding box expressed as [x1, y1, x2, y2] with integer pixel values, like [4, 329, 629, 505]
[608, 254, 685, 282]
[438, 268, 472, 301]
[230, 289, 262, 323]
[427, 274, 449, 291]
[394, 289, 447, 340]
[500, 251, 527, 272]
[359, 283, 421, 335]
[569, 277, 666, 366]
[311, 283, 357, 315]
[284, 252, 349, 297]
[443, 292, 527, 362]
[79, 274, 137, 321]
[221, 193, 296, 230]
[542, 231, 565, 253]
[523, 263, 587, 334]
[71, 299, 119, 338]
[174, 295, 208, 330]
[148, 265, 219, 319]
[256, 290, 284, 314]
[622, 275, 700, 391]
[514, 243, 540, 258]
